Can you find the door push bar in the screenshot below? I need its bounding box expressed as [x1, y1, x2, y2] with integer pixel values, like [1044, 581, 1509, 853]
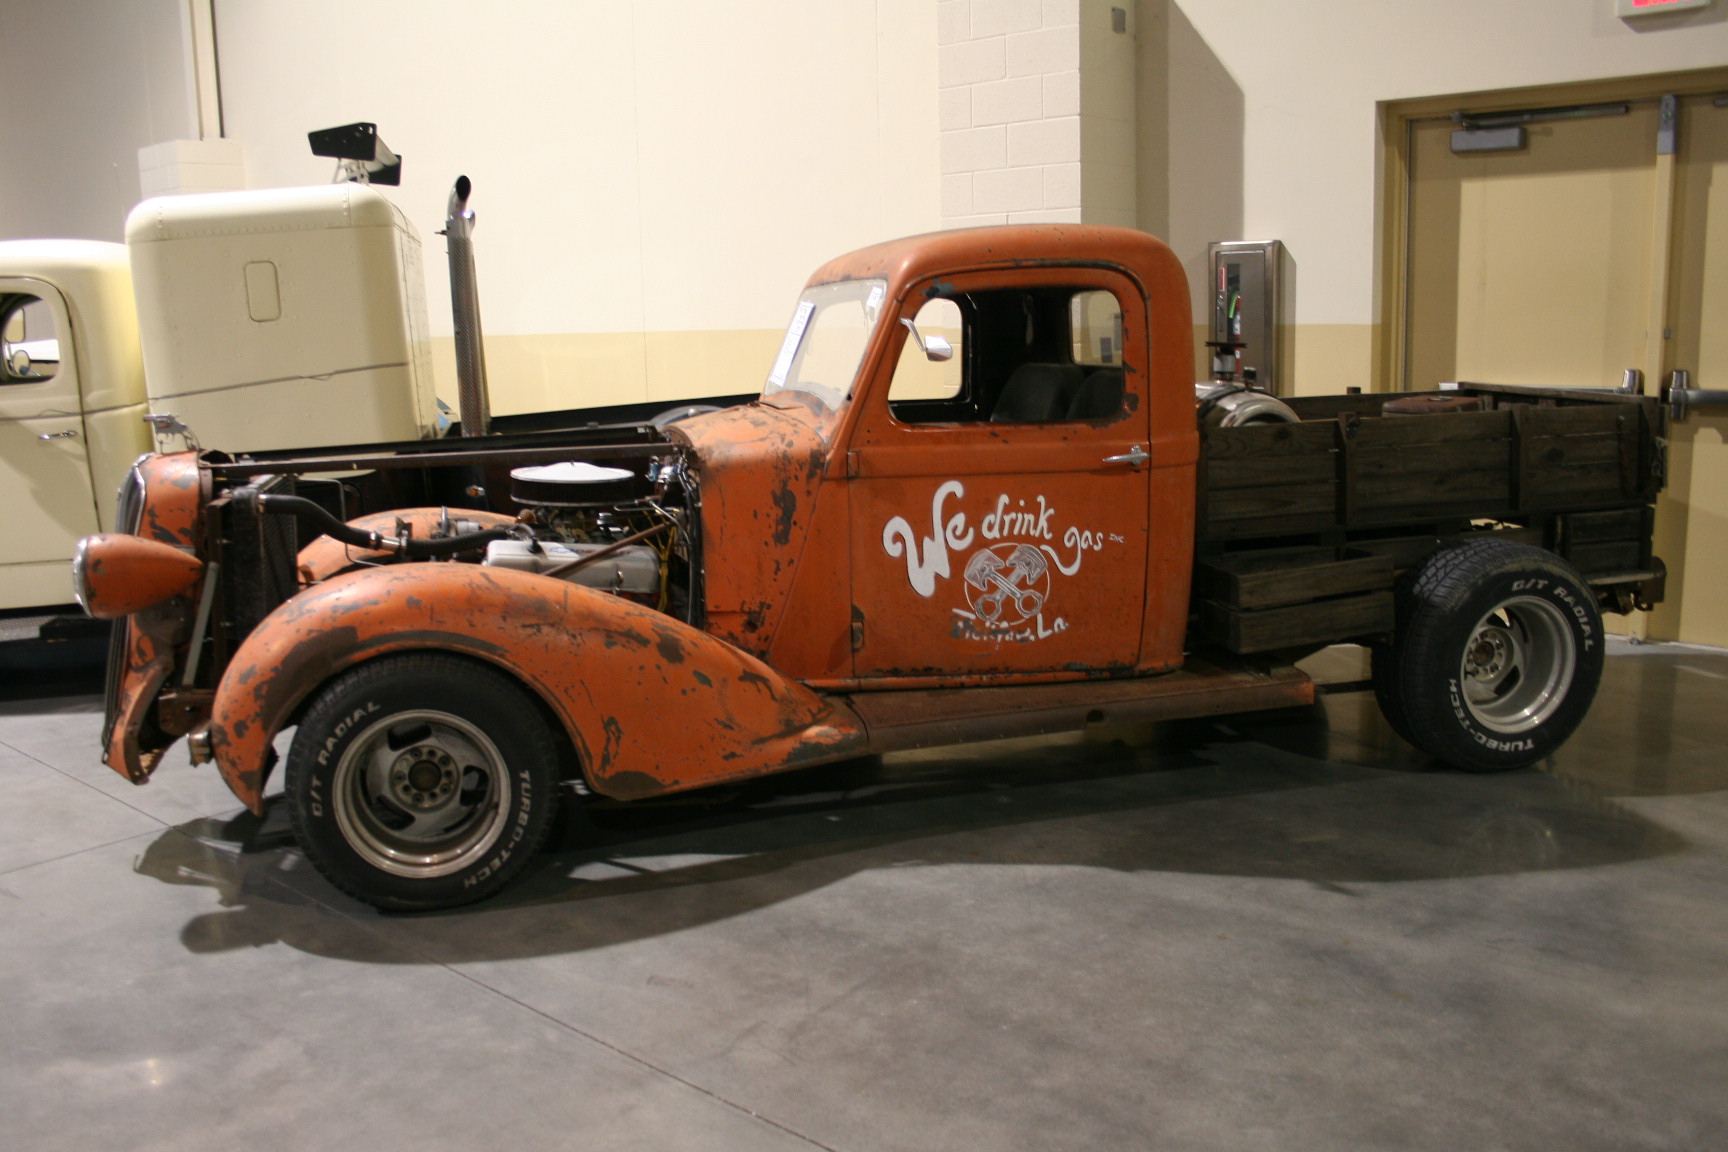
[1664, 370, 1728, 423]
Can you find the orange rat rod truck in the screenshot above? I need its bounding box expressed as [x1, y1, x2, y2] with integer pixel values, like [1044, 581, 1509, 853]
[78, 225, 1667, 910]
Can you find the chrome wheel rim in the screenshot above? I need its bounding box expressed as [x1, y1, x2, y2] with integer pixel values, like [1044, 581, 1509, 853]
[331, 710, 511, 879]
[1459, 596, 1576, 735]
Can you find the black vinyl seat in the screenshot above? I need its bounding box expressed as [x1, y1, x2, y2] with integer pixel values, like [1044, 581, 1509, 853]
[1065, 367, 1124, 419]
[990, 362, 1083, 422]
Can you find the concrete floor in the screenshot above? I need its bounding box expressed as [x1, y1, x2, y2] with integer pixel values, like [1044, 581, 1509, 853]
[2, 638, 1725, 1152]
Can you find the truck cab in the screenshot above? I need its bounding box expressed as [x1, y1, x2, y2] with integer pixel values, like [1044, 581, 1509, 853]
[681, 226, 1197, 684]
[0, 241, 150, 610]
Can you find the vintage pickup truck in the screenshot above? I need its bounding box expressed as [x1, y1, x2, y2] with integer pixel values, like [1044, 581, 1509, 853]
[77, 224, 1667, 910]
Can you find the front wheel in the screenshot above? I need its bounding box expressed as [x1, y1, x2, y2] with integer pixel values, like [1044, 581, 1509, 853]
[285, 653, 560, 911]
[1373, 540, 1603, 772]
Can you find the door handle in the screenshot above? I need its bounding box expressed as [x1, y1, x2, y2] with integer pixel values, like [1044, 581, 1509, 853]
[1103, 445, 1148, 466]
[38, 429, 79, 441]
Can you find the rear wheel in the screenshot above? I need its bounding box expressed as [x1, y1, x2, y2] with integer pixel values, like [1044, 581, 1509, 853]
[285, 653, 559, 911]
[1373, 541, 1603, 772]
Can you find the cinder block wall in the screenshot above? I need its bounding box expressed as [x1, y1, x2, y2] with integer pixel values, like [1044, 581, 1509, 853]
[938, 0, 1136, 228]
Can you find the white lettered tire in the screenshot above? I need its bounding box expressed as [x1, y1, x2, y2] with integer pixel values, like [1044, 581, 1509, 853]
[1373, 540, 1604, 772]
[285, 653, 559, 911]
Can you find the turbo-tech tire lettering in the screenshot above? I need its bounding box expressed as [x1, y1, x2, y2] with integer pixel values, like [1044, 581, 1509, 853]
[284, 653, 561, 912]
[1374, 540, 1603, 773]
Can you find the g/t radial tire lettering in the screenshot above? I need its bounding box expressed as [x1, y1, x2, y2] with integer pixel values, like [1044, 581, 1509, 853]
[1376, 540, 1604, 773]
[285, 653, 561, 911]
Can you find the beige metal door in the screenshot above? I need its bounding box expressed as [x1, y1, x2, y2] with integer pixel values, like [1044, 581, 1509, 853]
[1650, 95, 1728, 647]
[1406, 103, 1661, 391]
[1404, 82, 1728, 646]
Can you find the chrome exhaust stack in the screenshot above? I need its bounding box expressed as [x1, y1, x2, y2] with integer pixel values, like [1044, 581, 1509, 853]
[443, 175, 491, 437]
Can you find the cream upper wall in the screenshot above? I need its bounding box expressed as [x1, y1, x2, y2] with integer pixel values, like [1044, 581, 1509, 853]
[213, 0, 941, 341]
[1161, 0, 1728, 328]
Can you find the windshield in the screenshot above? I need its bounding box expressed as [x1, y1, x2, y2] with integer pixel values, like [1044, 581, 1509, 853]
[762, 278, 887, 411]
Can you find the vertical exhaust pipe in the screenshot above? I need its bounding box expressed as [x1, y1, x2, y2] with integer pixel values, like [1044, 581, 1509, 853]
[444, 175, 490, 437]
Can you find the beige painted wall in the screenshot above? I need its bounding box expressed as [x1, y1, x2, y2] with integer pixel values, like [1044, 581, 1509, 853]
[1148, 0, 1728, 394]
[213, 0, 941, 415]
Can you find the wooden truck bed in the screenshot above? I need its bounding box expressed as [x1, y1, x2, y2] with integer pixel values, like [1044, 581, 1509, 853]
[1192, 384, 1666, 654]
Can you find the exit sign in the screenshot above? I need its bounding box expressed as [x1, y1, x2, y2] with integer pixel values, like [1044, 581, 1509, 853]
[1618, 0, 1711, 14]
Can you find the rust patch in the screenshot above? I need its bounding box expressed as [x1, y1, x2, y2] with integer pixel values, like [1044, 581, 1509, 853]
[599, 716, 625, 770]
[771, 485, 797, 546]
[654, 628, 686, 665]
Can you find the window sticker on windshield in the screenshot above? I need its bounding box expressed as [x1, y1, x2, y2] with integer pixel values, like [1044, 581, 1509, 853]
[865, 283, 885, 319]
[768, 300, 817, 388]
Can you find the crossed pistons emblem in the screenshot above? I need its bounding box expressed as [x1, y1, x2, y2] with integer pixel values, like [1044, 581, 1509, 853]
[962, 543, 1049, 626]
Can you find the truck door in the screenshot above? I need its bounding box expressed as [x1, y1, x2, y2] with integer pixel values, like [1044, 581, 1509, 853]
[846, 267, 1151, 680]
[0, 280, 99, 608]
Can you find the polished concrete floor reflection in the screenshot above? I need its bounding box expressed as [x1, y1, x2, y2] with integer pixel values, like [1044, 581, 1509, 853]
[2, 639, 1725, 1152]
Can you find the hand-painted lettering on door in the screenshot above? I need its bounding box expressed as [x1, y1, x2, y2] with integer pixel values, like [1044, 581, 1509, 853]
[882, 481, 1121, 643]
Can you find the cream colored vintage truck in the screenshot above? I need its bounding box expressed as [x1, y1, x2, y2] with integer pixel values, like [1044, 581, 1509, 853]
[0, 183, 440, 620]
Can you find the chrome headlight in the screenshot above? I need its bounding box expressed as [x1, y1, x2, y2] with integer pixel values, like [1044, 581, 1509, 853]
[71, 536, 96, 616]
[71, 534, 203, 620]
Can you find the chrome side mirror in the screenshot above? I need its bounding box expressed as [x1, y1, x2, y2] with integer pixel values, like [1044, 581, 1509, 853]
[900, 317, 954, 362]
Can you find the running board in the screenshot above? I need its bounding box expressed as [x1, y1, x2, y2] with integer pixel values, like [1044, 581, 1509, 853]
[838, 659, 1314, 756]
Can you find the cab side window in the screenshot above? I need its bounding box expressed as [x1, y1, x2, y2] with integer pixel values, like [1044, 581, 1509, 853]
[1, 295, 59, 384]
[886, 285, 1126, 425]
[887, 297, 964, 405]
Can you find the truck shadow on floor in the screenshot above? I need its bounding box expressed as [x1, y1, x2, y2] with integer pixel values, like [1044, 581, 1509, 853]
[134, 699, 1688, 964]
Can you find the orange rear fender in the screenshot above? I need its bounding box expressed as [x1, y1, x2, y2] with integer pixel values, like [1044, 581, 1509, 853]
[208, 563, 866, 814]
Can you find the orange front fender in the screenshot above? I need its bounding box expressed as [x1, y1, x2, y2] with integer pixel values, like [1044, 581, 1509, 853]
[208, 563, 866, 814]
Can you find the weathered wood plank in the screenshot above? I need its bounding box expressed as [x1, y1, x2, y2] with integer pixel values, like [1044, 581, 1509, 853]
[1202, 511, 1340, 541]
[1355, 465, 1510, 510]
[1205, 453, 1335, 490]
[1522, 463, 1629, 506]
[1565, 508, 1645, 544]
[1515, 403, 1632, 437]
[1207, 482, 1337, 524]
[1204, 421, 1336, 460]
[1356, 441, 1507, 478]
[1522, 433, 1623, 471]
[1351, 409, 1511, 449]
[1197, 548, 1392, 610]
[1201, 590, 1394, 653]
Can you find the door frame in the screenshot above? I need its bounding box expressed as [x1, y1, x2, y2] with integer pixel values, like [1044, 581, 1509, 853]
[1375, 65, 1728, 393]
